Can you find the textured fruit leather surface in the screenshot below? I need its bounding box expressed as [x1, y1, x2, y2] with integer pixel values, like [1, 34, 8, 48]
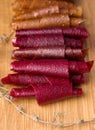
[0, 0, 95, 130]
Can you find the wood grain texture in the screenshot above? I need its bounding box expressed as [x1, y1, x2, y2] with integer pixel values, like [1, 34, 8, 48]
[0, 0, 95, 130]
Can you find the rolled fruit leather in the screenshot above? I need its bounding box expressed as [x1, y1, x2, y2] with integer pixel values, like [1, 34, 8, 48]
[10, 82, 83, 105]
[16, 27, 89, 38]
[12, 47, 88, 60]
[13, 5, 82, 21]
[12, 0, 76, 14]
[1, 73, 85, 87]
[13, 28, 87, 49]
[12, 37, 83, 49]
[11, 60, 94, 76]
[12, 14, 70, 30]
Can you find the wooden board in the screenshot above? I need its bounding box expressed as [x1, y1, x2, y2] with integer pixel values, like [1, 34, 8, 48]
[0, 0, 95, 130]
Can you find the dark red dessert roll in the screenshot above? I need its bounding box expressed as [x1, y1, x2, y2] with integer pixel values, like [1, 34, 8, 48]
[12, 37, 84, 49]
[2, 73, 84, 87]
[11, 60, 93, 76]
[12, 47, 87, 60]
[16, 27, 89, 38]
[10, 83, 83, 105]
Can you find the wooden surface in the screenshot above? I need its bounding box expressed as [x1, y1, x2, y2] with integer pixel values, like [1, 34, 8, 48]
[0, 0, 95, 130]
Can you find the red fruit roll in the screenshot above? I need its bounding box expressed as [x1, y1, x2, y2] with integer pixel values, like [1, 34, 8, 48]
[12, 33, 64, 48]
[16, 27, 89, 38]
[12, 37, 83, 49]
[10, 83, 83, 105]
[11, 60, 93, 76]
[11, 60, 69, 78]
[12, 47, 87, 60]
[2, 73, 84, 87]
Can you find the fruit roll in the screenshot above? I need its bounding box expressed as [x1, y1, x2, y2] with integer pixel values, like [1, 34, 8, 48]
[12, 47, 87, 60]
[1, 73, 85, 87]
[16, 27, 89, 38]
[11, 60, 93, 76]
[12, 14, 70, 30]
[10, 83, 83, 105]
[13, 6, 82, 21]
[12, 37, 83, 49]
[12, 0, 75, 13]
[12, 17, 85, 30]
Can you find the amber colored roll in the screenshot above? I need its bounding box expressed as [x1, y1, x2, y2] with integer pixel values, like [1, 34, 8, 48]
[13, 5, 59, 21]
[13, 6, 82, 22]
[12, 14, 70, 30]
[12, 15, 85, 30]
[12, 0, 75, 12]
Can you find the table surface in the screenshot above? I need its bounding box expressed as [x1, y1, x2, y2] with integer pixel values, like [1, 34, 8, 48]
[0, 0, 95, 130]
